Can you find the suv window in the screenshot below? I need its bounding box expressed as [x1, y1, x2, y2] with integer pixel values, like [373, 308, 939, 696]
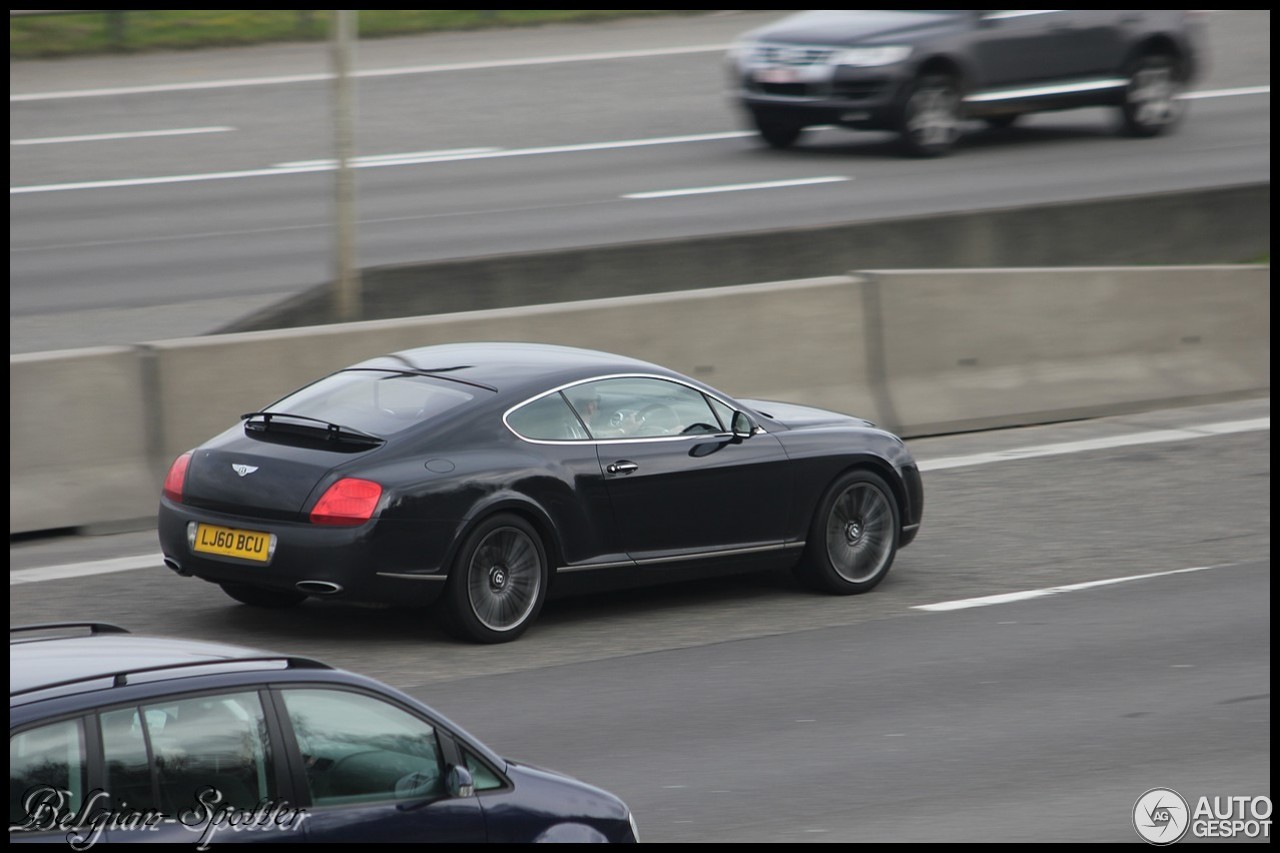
[99, 692, 277, 814]
[280, 689, 445, 807]
[10, 718, 88, 830]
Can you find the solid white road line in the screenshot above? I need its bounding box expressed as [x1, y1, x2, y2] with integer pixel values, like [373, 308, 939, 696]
[623, 176, 850, 199]
[10, 555, 160, 585]
[918, 418, 1269, 472]
[1181, 85, 1271, 100]
[11, 126, 234, 146]
[9, 415, 1268, 586]
[10, 131, 757, 194]
[912, 564, 1226, 612]
[9, 44, 732, 102]
[9, 82, 1270, 194]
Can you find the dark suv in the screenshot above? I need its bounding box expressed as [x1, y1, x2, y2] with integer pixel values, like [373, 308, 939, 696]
[10, 623, 638, 844]
[728, 10, 1207, 156]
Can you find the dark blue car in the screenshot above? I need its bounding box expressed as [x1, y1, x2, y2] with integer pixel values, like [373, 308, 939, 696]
[9, 623, 639, 844]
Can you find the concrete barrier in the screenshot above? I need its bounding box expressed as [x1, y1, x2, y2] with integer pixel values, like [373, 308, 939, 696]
[9, 347, 158, 532]
[226, 183, 1271, 332]
[8, 267, 1270, 536]
[866, 267, 1272, 436]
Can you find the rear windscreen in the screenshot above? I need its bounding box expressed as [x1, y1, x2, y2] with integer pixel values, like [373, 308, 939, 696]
[264, 370, 477, 437]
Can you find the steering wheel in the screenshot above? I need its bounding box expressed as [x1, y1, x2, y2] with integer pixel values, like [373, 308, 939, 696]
[636, 403, 680, 435]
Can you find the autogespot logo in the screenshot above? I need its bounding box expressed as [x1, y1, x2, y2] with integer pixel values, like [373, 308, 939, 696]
[1134, 788, 1191, 845]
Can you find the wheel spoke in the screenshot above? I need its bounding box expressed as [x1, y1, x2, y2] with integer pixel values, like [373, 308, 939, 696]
[825, 481, 895, 584]
[466, 526, 543, 632]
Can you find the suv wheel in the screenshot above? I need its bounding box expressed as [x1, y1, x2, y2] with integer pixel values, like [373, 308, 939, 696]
[899, 73, 963, 157]
[1121, 54, 1185, 137]
[752, 115, 805, 149]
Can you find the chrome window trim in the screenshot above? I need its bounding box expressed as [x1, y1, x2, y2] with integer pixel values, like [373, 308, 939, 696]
[503, 373, 767, 446]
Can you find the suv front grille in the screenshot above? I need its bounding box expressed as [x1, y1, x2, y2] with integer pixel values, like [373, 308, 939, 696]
[750, 43, 838, 67]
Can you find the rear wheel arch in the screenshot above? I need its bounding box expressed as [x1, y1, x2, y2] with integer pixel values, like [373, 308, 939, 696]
[444, 497, 564, 581]
[1124, 35, 1187, 79]
[439, 510, 551, 643]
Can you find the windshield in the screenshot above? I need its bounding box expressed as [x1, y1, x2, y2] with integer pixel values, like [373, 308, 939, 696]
[264, 370, 478, 437]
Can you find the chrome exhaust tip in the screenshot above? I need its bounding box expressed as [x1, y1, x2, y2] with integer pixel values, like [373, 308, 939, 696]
[163, 557, 191, 576]
[296, 580, 343, 595]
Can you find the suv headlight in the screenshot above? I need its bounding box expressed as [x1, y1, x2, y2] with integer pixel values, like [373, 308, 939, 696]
[832, 45, 912, 67]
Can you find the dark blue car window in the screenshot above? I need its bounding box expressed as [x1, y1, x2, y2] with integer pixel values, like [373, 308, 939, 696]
[10, 718, 88, 831]
[102, 692, 278, 814]
[280, 689, 444, 807]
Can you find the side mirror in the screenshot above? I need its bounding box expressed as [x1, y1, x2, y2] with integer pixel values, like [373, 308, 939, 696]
[731, 411, 756, 440]
[446, 765, 475, 798]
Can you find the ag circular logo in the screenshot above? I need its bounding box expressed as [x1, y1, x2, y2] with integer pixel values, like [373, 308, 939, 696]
[1134, 788, 1191, 845]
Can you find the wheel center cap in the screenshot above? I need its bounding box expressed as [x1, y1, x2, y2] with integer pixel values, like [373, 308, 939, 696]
[845, 520, 863, 543]
[489, 566, 508, 590]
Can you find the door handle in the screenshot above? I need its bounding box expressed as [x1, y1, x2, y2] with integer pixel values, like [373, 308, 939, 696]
[606, 461, 639, 475]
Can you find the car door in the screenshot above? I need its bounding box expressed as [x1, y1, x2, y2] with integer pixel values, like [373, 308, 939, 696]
[275, 687, 487, 843]
[95, 689, 302, 844]
[563, 377, 792, 562]
[969, 10, 1084, 88]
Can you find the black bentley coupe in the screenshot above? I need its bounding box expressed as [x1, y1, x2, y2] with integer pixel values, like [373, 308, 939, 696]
[159, 343, 923, 642]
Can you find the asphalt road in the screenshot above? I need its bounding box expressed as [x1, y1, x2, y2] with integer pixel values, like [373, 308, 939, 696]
[8, 10, 1272, 354]
[9, 398, 1271, 842]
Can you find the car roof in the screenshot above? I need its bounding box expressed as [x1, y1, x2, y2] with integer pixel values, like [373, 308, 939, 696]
[349, 342, 679, 398]
[10, 624, 328, 702]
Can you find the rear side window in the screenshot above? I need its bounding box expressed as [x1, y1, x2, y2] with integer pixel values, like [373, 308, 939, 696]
[264, 370, 477, 437]
[98, 692, 277, 814]
[10, 718, 88, 830]
[506, 393, 589, 441]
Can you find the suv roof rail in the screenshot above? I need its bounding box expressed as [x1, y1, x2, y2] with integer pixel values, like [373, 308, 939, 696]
[11, 655, 334, 704]
[10, 622, 131, 641]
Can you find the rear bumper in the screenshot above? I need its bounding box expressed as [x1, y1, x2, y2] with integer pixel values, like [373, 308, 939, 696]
[157, 499, 452, 607]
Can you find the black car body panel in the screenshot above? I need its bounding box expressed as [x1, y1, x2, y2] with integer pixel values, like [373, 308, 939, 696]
[729, 9, 1206, 154]
[158, 343, 923, 641]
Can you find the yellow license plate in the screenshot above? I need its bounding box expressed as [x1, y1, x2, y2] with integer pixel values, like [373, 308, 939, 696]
[193, 523, 274, 563]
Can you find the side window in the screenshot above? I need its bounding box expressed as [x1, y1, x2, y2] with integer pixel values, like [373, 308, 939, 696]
[507, 392, 589, 441]
[10, 718, 88, 831]
[99, 692, 277, 814]
[705, 395, 736, 431]
[463, 750, 505, 792]
[564, 378, 721, 439]
[280, 689, 445, 807]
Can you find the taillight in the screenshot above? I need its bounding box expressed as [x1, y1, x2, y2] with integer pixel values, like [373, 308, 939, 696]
[310, 478, 383, 526]
[163, 452, 193, 503]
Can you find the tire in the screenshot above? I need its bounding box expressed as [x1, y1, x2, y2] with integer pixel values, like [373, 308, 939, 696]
[753, 115, 805, 149]
[794, 470, 900, 595]
[898, 73, 963, 157]
[1120, 54, 1185, 138]
[442, 513, 548, 643]
[220, 582, 306, 609]
[983, 114, 1020, 130]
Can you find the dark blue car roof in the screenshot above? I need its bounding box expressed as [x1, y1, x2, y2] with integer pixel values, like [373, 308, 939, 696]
[10, 631, 327, 698]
